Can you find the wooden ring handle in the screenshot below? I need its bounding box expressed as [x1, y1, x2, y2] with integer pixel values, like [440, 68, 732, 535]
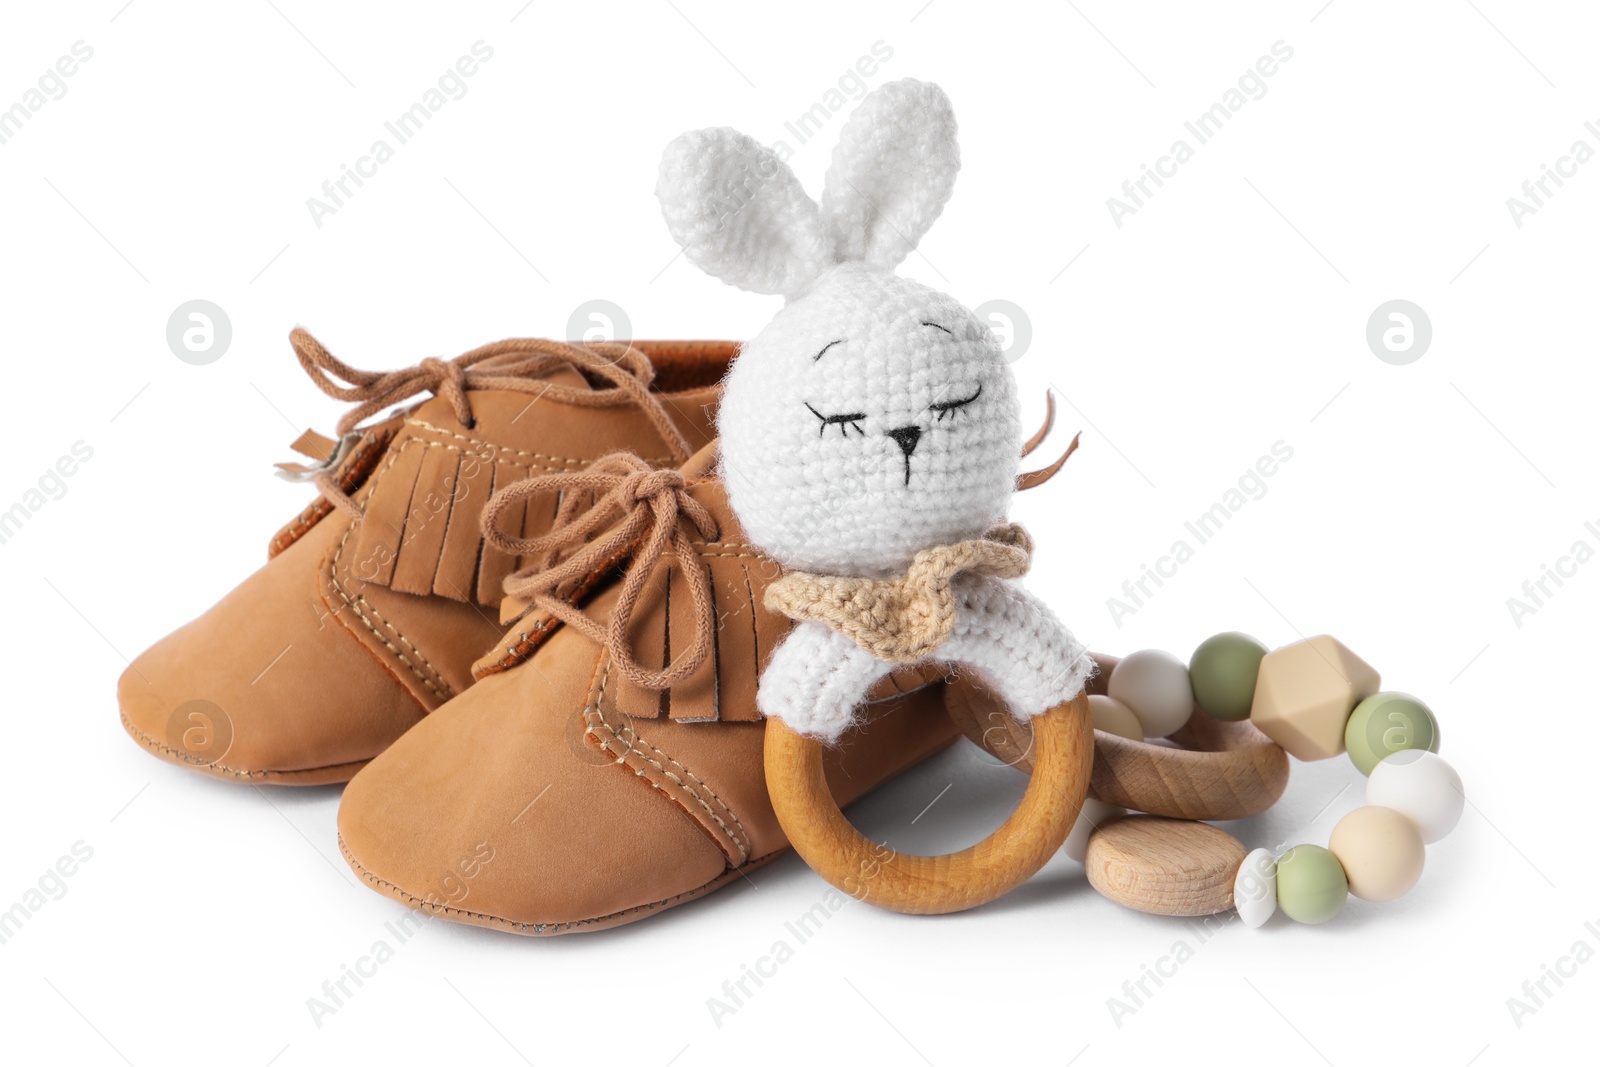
[764, 680, 1093, 914]
[947, 652, 1290, 822]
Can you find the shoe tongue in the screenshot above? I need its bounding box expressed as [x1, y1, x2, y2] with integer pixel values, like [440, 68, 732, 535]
[403, 360, 600, 427]
[679, 440, 720, 480]
[491, 360, 596, 392]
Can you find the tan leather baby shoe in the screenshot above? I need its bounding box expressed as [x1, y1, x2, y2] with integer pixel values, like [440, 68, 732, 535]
[336, 444, 957, 933]
[118, 330, 735, 784]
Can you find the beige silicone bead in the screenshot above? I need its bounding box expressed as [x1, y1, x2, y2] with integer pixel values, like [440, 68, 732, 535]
[1088, 695, 1144, 741]
[1250, 635, 1380, 761]
[1328, 805, 1425, 901]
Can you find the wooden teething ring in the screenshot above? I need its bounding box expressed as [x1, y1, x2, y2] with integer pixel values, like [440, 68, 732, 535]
[947, 652, 1290, 822]
[765, 678, 1092, 915]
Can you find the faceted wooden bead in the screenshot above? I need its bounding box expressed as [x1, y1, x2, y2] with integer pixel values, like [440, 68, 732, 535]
[1250, 636, 1380, 761]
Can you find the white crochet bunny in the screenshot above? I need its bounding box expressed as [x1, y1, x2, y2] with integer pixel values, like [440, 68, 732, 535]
[658, 79, 1092, 741]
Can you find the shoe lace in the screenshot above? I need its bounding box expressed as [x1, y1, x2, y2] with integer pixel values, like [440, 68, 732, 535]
[288, 327, 695, 520]
[481, 452, 719, 689]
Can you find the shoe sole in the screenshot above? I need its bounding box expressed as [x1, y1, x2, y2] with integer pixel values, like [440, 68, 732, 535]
[120, 709, 369, 786]
[339, 831, 785, 935]
[336, 724, 962, 935]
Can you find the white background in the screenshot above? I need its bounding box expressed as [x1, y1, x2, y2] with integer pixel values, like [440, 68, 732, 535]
[0, 1, 1593, 1064]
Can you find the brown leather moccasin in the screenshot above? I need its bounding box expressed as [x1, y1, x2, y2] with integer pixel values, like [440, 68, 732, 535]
[336, 443, 958, 933]
[119, 331, 735, 784]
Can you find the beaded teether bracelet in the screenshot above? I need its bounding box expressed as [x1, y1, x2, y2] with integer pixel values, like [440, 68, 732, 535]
[1097, 634, 1461, 926]
[953, 635, 1464, 927]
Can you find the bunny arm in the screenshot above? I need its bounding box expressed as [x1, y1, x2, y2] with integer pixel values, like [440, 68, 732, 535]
[936, 574, 1094, 720]
[758, 576, 1093, 743]
[757, 621, 894, 742]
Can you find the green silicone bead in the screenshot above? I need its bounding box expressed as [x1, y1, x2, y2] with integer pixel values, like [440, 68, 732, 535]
[1188, 632, 1268, 721]
[1275, 844, 1348, 924]
[1344, 692, 1441, 776]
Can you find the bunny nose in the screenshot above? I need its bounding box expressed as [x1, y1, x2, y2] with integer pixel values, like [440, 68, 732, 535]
[886, 425, 922, 486]
[886, 425, 922, 457]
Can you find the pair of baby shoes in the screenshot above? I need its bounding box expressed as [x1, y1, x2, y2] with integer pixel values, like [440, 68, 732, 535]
[119, 329, 956, 933]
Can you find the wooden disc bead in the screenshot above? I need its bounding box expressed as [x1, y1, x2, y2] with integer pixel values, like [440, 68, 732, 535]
[1083, 815, 1246, 917]
[948, 653, 1290, 823]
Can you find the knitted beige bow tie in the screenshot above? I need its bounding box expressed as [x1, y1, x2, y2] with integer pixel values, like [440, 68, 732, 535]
[763, 524, 1033, 664]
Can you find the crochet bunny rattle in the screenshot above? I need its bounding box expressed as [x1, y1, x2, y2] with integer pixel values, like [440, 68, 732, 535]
[658, 80, 1097, 912]
[656, 80, 1466, 925]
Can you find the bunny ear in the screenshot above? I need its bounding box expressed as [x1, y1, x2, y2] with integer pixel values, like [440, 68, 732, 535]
[820, 79, 960, 270]
[657, 127, 833, 297]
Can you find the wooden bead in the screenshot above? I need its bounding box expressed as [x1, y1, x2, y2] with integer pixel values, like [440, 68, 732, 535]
[1328, 805, 1425, 901]
[1088, 694, 1143, 741]
[1084, 815, 1246, 916]
[1093, 716, 1290, 822]
[1367, 750, 1464, 843]
[1108, 649, 1193, 738]
[948, 660, 1289, 823]
[1251, 635, 1380, 761]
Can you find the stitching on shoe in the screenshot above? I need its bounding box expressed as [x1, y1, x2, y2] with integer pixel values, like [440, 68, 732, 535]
[328, 515, 453, 700]
[120, 709, 368, 781]
[321, 438, 454, 700]
[597, 655, 753, 857]
[689, 541, 774, 563]
[586, 655, 751, 862]
[588, 655, 750, 861]
[272, 501, 332, 557]
[406, 418, 674, 470]
[338, 831, 779, 935]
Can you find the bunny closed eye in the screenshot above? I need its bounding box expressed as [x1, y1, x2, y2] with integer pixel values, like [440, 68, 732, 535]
[801, 380, 985, 487]
[805, 402, 867, 437]
[930, 383, 982, 422]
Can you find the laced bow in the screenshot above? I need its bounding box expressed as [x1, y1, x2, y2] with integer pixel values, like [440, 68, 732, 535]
[287, 328, 694, 519]
[481, 452, 719, 689]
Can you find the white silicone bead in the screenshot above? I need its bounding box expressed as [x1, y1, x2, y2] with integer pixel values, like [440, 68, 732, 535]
[1366, 750, 1464, 843]
[1107, 649, 1194, 738]
[1234, 847, 1278, 929]
[1062, 798, 1123, 863]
